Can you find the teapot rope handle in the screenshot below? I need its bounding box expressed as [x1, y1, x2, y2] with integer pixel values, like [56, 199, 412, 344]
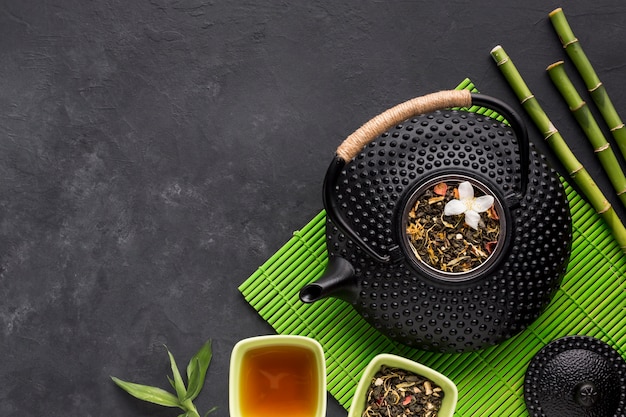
[336, 90, 473, 162]
[334, 89, 529, 199]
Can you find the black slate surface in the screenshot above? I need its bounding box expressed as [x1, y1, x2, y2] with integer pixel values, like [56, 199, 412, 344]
[1, 1, 625, 416]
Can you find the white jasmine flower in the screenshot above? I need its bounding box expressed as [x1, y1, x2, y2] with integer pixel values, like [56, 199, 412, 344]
[444, 181, 494, 230]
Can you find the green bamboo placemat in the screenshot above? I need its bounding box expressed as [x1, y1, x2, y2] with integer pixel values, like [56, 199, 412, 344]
[238, 79, 626, 416]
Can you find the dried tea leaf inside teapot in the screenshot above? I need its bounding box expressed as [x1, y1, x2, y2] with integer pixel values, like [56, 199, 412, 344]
[406, 181, 500, 274]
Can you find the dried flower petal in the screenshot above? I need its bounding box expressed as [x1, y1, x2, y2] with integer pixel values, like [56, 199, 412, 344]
[471, 195, 495, 213]
[488, 205, 499, 220]
[433, 182, 448, 196]
[457, 181, 474, 200]
[464, 210, 481, 230]
[443, 199, 466, 216]
[485, 241, 497, 254]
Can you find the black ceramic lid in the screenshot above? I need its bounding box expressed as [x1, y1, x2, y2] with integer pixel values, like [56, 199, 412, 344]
[524, 336, 626, 417]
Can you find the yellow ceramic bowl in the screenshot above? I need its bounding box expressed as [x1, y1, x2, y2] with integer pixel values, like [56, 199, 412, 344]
[229, 335, 326, 417]
[348, 353, 458, 417]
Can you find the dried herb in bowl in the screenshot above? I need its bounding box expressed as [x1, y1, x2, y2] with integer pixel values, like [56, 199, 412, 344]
[362, 365, 444, 417]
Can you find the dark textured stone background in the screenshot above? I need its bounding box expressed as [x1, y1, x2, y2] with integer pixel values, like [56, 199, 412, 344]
[1, 1, 625, 416]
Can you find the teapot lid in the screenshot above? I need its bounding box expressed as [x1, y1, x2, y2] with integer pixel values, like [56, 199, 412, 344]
[524, 335, 626, 417]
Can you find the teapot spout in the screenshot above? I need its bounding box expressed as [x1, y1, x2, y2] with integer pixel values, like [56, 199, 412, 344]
[299, 257, 356, 303]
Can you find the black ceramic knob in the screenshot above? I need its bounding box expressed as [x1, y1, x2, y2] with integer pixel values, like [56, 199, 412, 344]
[524, 336, 626, 417]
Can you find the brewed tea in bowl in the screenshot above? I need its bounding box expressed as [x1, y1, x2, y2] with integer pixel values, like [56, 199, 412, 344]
[229, 335, 326, 417]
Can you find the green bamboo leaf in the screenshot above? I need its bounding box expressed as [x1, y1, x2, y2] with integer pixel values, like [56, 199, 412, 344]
[186, 350, 199, 381]
[111, 376, 181, 408]
[166, 346, 188, 402]
[185, 358, 201, 401]
[186, 340, 212, 381]
[184, 340, 212, 401]
[186, 356, 199, 383]
[167, 375, 177, 390]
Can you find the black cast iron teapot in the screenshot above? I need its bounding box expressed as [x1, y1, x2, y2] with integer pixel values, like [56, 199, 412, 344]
[299, 90, 572, 353]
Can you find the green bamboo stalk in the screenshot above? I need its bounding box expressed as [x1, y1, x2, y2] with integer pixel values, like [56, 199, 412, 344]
[549, 7, 626, 163]
[547, 60, 626, 209]
[490, 45, 626, 253]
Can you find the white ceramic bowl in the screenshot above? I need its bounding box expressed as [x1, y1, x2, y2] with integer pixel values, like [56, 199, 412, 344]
[229, 335, 326, 417]
[348, 353, 458, 417]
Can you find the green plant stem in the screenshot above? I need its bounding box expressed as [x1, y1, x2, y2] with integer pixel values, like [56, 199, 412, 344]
[182, 399, 201, 417]
[547, 61, 626, 209]
[490, 45, 626, 253]
[549, 7, 626, 163]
